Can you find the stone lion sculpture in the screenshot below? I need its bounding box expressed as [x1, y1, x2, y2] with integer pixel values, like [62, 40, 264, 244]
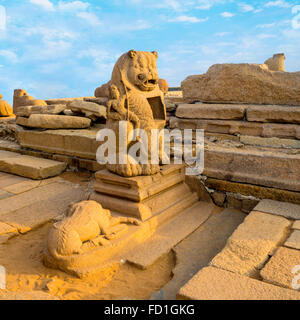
[13, 89, 47, 113]
[0, 94, 13, 117]
[46, 200, 141, 257]
[104, 50, 167, 177]
[264, 53, 285, 72]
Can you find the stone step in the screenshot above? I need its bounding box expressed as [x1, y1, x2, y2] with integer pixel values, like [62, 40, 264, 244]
[176, 103, 245, 120]
[203, 144, 300, 192]
[94, 164, 185, 202]
[0, 150, 66, 179]
[169, 117, 300, 139]
[18, 128, 102, 160]
[177, 266, 300, 300]
[125, 201, 215, 269]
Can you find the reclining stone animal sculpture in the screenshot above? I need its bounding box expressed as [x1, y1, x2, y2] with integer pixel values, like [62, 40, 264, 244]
[105, 50, 167, 177]
[46, 200, 141, 257]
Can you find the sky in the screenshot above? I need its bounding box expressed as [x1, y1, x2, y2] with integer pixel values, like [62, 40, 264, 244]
[0, 0, 300, 103]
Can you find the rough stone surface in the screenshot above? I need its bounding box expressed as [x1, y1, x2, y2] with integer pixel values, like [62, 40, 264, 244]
[210, 211, 291, 277]
[18, 129, 102, 160]
[16, 114, 91, 129]
[264, 53, 285, 72]
[182, 63, 300, 105]
[260, 246, 300, 290]
[205, 178, 300, 205]
[162, 208, 246, 299]
[169, 117, 300, 140]
[0, 222, 18, 235]
[254, 199, 300, 220]
[15, 104, 66, 117]
[240, 135, 300, 149]
[0, 150, 66, 179]
[184, 175, 212, 203]
[68, 100, 107, 120]
[177, 266, 300, 300]
[247, 105, 300, 124]
[0, 290, 59, 300]
[176, 103, 245, 120]
[13, 89, 47, 113]
[203, 145, 300, 192]
[284, 230, 300, 250]
[0, 182, 86, 233]
[293, 221, 300, 230]
[45, 97, 93, 105]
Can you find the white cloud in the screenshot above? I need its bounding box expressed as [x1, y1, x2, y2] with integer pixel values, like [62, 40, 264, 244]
[256, 23, 276, 28]
[221, 12, 235, 18]
[168, 15, 208, 23]
[215, 31, 230, 36]
[57, 1, 90, 12]
[257, 33, 276, 39]
[0, 50, 18, 63]
[238, 3, 254, 12]
[76, 12, 102, 26]
[265, 1, 292, 8]
[30, 0, 55, 11]
[0, 5, 6, 31]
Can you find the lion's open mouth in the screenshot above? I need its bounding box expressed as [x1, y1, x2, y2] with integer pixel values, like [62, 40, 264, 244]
[137, 78, 158, 91]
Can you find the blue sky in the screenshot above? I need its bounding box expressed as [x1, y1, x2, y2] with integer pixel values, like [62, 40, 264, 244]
[0, 0, 300, 103]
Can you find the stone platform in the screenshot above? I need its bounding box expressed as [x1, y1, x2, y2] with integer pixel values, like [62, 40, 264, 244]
[44, 164, 215, 277]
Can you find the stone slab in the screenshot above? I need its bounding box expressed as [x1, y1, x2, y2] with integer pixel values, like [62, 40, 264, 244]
[45, 96, 93, 105]
[177, 266, 300, 300]
[15, 104, 66, 117]
[94, 164, 185, 202]
[260, 246, 300, 290]
[254, 199, 300, 220]
[205, 178, 300, 205]
[293, 221, 300, 230]
[247, 105, 300, 124]
[68, 100, 107, 120]
[125, 201, 215, 269]
[210, 211, 291, 277]
[0, 183, 86, 233]
[203, 146, 300, 192]
[176, 103, 245, 120]
[0, 222, 18, 235]
[0, 291, 59, 300]
[169, 117, 300, 140]
[16, 114, 91, 129]
[0, 150, 66, 179]
[18, 129, 102, 160]
[285, 230, 300, 250]
[240, 135, 300, 149]
[161, 208, 246, 299]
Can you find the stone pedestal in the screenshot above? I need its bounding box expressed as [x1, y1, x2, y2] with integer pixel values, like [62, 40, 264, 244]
[43, 164, 214, 278]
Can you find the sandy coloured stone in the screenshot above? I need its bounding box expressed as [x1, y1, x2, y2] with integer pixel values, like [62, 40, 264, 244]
[16, 114, 91, 129]
[260, 246, 300, 290]
[240, 135, 300, 149]
[182, 63, 300, 105]
[158, 79, 169, 95]
[45, 97, 94, 105]
[205, 178, 300, 205]
[210, 211, 291, 276]
[0, 291, 59, 300]
[169, 117, 300, 139]
[177, 266, 300, 300]
[15, 104, 66, 117]
[264, 53, 285, 72]
[176, 103, 245, 120]
[18, 129, 102, 160]
[254, 199, 300, 220]
[293, 221, 300, 230]
[284, 230, 300, 250]
[0, 94, 13, 117]
[0, 222, 18, 235]
[0, 150, 66, 179]
[203, 145, 300, 192]
[0, 182, 86, 233]
[2, 179, 41, 194]
[125, 202, 215, 269]
[13, 89, 47, 113]
[68, 100, 107, 120]
[247, 105, 300, 124]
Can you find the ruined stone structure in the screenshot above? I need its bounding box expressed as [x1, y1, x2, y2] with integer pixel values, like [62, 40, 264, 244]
[264, 53, 285, 72]
[13, 89, 47, 113]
